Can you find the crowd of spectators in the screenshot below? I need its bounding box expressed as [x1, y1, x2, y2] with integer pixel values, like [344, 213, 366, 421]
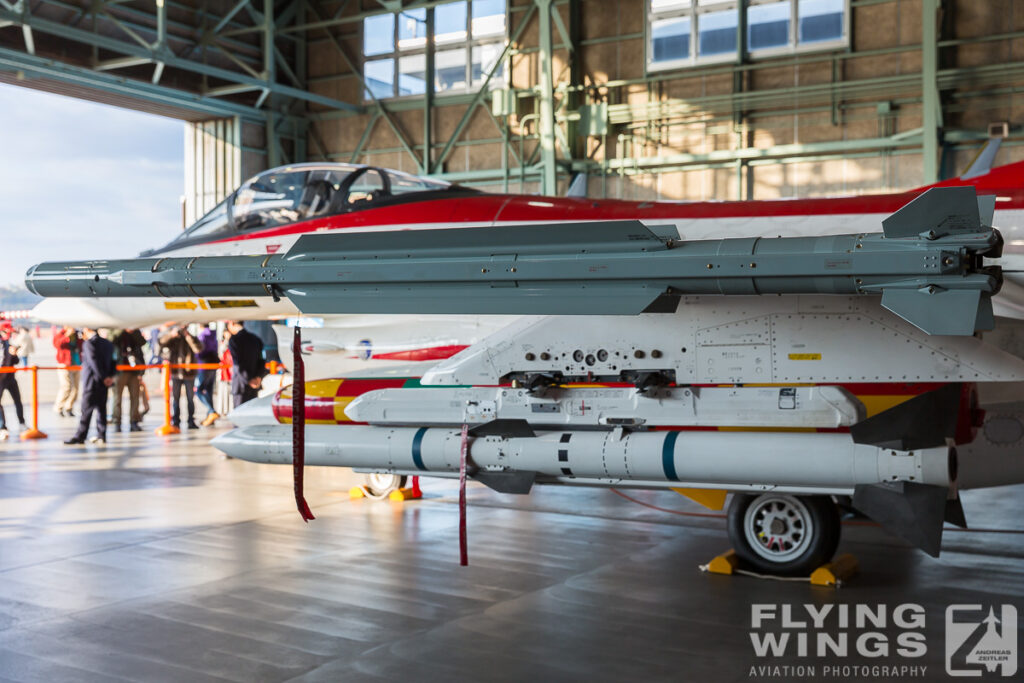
[0, 319, 267, 444]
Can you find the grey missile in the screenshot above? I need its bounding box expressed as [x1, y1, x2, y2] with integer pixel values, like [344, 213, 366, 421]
[25, 186, 1002, 335]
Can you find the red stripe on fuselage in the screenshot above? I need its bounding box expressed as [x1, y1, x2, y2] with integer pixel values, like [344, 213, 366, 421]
[368, 345, 470, 361]
[205, 160, 1024, 247]
[333, 378, 409, 395]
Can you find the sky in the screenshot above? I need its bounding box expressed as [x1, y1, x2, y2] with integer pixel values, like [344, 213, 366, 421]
[0, 83, 184, 285]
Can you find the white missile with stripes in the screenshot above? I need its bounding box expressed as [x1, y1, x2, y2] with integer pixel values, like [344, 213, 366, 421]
[213, 424, 954, 496]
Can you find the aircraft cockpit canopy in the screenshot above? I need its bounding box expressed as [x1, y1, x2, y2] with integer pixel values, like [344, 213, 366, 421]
[150, 163, 462, 254]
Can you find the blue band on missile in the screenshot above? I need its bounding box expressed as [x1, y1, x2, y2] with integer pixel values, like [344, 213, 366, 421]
[411, 427, 428, 471]
[662, 431, 680, 482]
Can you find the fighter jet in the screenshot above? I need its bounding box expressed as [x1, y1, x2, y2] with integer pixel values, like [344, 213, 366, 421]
[27, 177, 1024, 575]
[29, 144, 1024, 343]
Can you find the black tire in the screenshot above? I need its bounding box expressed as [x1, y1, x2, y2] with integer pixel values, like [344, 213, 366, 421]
[362, 473, 408, 500]
[727, 493, 840, 577]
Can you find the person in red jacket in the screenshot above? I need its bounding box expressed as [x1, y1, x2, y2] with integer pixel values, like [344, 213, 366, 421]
[53, 326, 82, 417]
[218, 329, 232, 382]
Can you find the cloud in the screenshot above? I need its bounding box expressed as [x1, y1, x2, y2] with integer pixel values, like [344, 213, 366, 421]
[0, 84, 184, 284]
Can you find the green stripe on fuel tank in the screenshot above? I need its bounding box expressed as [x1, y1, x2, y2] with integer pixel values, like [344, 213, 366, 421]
[662, 431, 680, 482]
[411, 427, 428, 471]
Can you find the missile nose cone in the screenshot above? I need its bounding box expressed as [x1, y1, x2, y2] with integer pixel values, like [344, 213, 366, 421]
[24, 264, 39, 296]
[343, 394, 367, 422]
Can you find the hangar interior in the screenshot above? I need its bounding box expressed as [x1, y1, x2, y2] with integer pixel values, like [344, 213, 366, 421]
[2, 0, 1022, 218]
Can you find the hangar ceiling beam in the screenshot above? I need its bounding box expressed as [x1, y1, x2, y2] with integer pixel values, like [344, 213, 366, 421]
[0, 4, 363, 113]
[1, 0, 34, 55]
[213, 0, 255, 34]
[0, 45, 261, 120]
[573, 131, 926, 173]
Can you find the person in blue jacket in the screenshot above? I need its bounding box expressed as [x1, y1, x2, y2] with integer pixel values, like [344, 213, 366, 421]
[64, 328, 116, 445]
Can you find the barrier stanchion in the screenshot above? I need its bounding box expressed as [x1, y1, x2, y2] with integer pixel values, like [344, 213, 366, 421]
[19, 366, 47, 440]
[155, 362, 180, 436]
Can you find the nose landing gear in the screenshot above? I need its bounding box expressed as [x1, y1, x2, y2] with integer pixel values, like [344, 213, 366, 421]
[361, 473, 408, 500]
[727, 493, 841, 576]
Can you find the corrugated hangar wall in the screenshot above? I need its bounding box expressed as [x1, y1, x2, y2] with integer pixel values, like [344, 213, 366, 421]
[300, 0, 1024, 200]
[183, 119, 269, 225]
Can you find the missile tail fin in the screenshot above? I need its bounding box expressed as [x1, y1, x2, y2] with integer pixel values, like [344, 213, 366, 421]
[852, 482, 950, 557]
[882, 186, 981, 239]
[850, 382, 962, 450]
[881, 288, 988, 336]
[977, 194, 997, 226]
[945, 495, 968, 529]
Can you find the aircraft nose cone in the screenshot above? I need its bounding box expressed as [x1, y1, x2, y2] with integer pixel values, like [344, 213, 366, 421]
[30, 297, 122, 328]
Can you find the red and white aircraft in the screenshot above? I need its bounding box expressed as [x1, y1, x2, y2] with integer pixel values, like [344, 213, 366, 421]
[31, 146, 1024, 374]
[27, 146, 1024, 567]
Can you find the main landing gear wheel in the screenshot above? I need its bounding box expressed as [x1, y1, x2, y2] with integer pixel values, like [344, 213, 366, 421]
[727, 493, 840, 576]
[362, 473, 408, 500]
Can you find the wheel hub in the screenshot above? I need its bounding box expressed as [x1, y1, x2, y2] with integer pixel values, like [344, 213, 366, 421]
[363, 472, 404, 499]
[743, 495, 814, 564]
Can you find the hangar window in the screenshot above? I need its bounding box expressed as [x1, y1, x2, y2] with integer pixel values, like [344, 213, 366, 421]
[648, 0, 739, 71]
[363, 0, 507, 100]
[647, 0, 847, 72]
[746, 0, 847, 54]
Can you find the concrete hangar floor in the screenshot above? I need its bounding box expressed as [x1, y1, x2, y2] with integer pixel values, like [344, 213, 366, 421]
[1, 418, 1022, 682]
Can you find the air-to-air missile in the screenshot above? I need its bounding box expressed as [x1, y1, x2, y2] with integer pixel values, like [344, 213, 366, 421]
[26, 186, 1024, 575]
[27, 187, 1002, 335]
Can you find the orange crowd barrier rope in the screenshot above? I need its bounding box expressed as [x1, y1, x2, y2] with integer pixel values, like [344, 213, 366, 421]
[0, 361, 281, 441]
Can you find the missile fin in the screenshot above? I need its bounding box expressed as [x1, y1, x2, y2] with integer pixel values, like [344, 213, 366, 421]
[975, 293, 996, 331]
[880, 288, 984, 336]
[977, 194, 997, 226]
[287, 220, 666, 261]
[642, 293, 680, 313]
[471, 471, 537, 494]
[851, 482, 950, 557]
[945, 495, 968, 529]
[850, 382, 962, 450]
[468, 419, 536, 438]
[882, 186, 981, 238]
